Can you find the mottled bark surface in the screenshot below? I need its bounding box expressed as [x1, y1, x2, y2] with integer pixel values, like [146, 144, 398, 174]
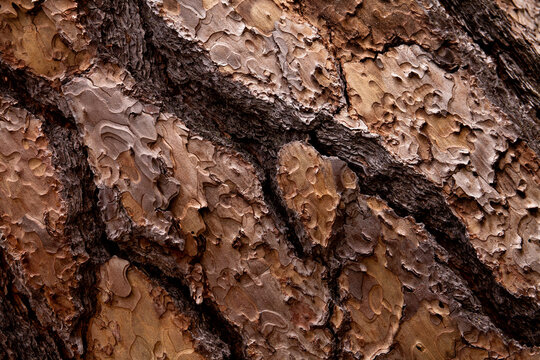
[0, 0, 539, 359]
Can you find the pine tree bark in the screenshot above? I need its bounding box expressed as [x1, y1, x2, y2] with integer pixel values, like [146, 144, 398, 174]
[0, 0, 539, 359]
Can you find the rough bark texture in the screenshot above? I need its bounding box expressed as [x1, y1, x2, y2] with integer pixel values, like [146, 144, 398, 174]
[0, 0, 539, 359]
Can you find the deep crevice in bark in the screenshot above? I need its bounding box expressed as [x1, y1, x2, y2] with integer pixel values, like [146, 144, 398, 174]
[0, 62, 109, 359]
[97, 236, 245, 360]
[312, 124, 540, 346]
[438, 0, 540, 109]
[0, 250, 64, 360]
[434, 0, 540, 155]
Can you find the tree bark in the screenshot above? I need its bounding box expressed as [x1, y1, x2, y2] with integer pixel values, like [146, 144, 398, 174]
[0, 0, 539, 359]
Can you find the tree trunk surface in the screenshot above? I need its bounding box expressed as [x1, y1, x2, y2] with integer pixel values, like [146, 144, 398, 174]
[0, 0, 539, 359]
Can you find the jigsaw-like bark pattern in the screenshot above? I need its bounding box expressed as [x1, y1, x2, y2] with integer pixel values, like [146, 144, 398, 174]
[343, 44, 540, 300]
[88, 257, 209, 359]
[0, 0, 93, 78]
[0, 0, 539, 359]
[0, 97, 88, 356]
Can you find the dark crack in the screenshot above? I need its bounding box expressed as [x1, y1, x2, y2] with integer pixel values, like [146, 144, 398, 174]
[433, 0, 540, 155]
[0, 61, 108, 359]
[0, 249, 64, 360]
[96, 237, 242, 360]
[313, 121, 540, 346]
